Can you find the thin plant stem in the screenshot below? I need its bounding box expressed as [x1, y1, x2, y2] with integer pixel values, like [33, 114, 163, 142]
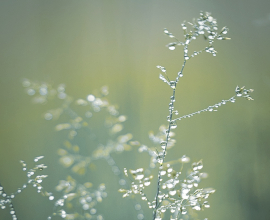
[152, 59, 187, 220]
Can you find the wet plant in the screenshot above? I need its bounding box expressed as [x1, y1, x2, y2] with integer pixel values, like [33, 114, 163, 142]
[119, 11, 253, 220]
[0, 11, 253, 220]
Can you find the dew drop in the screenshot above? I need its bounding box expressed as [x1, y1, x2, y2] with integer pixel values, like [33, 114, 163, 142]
[167, 168, 173, 173]
[161, 207, 166, 212]
[27, 89, 35, 96]
[83, 204, 89, 210]
[178, 72, 183, 77]
[170, 121, 177, 129]
[87, 94, 95, 102]
[230, 97, 236, 103]
[136, 174, 144, 180]
[181, 207, 187, 214]
[34, 156, 44, 162]
[144, 181, 151, 186]
[180, 155, 190, 163]
[204, 201, 210, 208]
[119, 179, 126, 186]
[169, 190, 176, 196]
[135, 204, 141, 210]
[194, 205, 201, 210]
[60, 210, 66, 218]
[160, 170, 167, 176]
[160, 141, 166, 149]
[222, 29, 228, 34]
[58, 92, 66, 99]
[90, 208, 97, 215]
[141, 196, 147, 201]
[170, 81, 176, 89]
[118, 115, 127, 122]
[217, 35, 223, 40]
[170, 207, 176, 213]
[167, 183, 174, 189]
[44, 113, 53, 120]
[39, 87, 48, 96]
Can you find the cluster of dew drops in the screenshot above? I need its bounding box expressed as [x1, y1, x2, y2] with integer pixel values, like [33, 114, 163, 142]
[0, 156, 50, 220]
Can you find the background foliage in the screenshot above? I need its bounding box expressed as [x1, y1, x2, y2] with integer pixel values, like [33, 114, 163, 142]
[0, 0, 269, 220]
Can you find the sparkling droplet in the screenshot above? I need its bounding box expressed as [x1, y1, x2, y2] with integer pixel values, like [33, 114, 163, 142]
[204, 201, 210, 208]
[230, 97, 236, 103]
[169, 190, 176, 196]
[87, 94, 95, 102]
[170, 81, 176, 89]
[34, 156, 44, 162]
[144, 181, 151, 186]
[178, 72, 183, 77]
[170, 121, 177, 129]
[180, 155, 190, 163]
[160, 141, 166, 149]
[170, 207, 176, 213]
[83, 204, 89, 210]
[181, 207, 187, 214]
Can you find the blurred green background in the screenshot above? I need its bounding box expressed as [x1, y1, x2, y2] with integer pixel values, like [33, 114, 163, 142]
[0, 0, 269, 220]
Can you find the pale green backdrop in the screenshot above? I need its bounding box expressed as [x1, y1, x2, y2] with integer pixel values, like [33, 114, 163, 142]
[0, 1, 269, 220]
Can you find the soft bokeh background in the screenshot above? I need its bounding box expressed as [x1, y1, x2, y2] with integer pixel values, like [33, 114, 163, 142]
[0, 0, 269, 220]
